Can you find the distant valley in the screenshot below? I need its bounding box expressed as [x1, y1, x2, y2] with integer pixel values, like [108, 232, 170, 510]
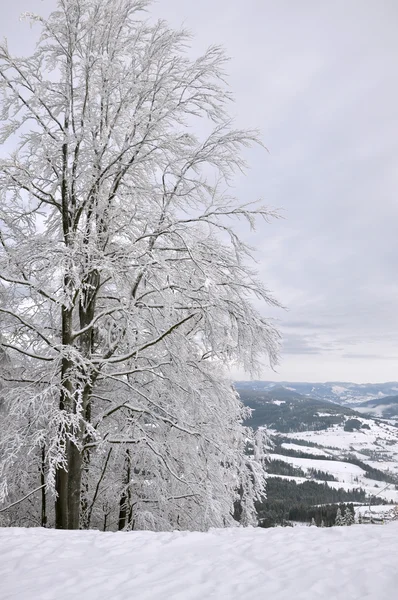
[235, 381, 398, 526]
[236, 380, 398, 417]
[356, 395, 398, 419]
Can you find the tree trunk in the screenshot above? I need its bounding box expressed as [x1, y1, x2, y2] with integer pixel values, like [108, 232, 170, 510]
[118, 493, 128, 531]
[67, 440, 83, 529]
[60, 268, 99, 530]
[55, 303, 75, 529]
[118, 449, 132, 530]
[55, 461, 69, 529]
[40, 444, 47, 528]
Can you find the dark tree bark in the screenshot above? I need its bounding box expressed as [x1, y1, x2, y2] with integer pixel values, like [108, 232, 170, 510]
[55, 302, 74, 529]
[40, 444, 47, 528]
[118, 450, 132, 530]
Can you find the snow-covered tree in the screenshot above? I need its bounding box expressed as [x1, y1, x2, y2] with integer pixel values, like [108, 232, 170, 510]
[0, 0, 281, 531]
[343, 507, 355, 526]
[335, 508, 344, 526]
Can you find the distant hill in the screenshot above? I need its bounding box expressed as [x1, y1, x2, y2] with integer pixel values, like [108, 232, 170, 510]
[236, 385, 358, 432]
[235, 380, 398, 406]
[357, 395, 398, 418]
[236, 382, 398, 526]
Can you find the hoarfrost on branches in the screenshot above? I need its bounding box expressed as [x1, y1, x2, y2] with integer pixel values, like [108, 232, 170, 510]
[0, 0, 281, 531]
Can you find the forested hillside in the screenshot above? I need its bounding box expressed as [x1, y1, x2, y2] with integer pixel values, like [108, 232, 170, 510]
[238, 386, 357, 431]
[238, 384, 398, 527]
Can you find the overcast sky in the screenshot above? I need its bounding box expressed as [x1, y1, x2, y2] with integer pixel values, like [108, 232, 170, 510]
[2, 1, 398, 383]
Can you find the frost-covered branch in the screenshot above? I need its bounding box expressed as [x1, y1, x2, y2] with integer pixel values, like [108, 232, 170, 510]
[0, 0, 280, 532]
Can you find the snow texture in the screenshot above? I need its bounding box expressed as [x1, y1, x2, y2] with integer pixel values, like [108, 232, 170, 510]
[269, 452, 398, 501]
[1, 524, 397, 600]
[281, 443, 331, 457]
[270, 453, 367, 483]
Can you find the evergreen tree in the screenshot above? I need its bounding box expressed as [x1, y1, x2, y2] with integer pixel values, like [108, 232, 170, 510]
[335, 507, 344, 526]
[344, 507, 355, 526]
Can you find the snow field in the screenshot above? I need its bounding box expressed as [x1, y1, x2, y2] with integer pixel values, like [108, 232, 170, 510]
[287, 422, 398, 452]
[269, 453, 398, 502]
[1, 524, 397, 600]
[281, 421, 398, 483]
[280, 442, 331, 457]
[355, 504, 397, 518]
[270, 453, 366, 484]
[324, 480, 398, 502]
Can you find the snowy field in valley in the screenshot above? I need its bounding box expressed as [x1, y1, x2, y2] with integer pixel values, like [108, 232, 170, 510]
[269, 452, 398, 502]
[1, 524, 397, 600]
[280, 442, 332, 457]
[276, 420, 398, 483]
[355, 504, 397, 518]
[286, 421, 398, 453]
[269, 453, 366, 484]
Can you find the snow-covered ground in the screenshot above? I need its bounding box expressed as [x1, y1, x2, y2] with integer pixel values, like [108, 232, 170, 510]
[355, 504, 397, 518]
[286, 421, 398, 453]
[279, 419, 398, 478]
[281, 442, 331, 457]
[325, 480, 398, 502]
[1, 524, 397, 600]
[269, 452, 398, 502]
[270, 453, 366, 483]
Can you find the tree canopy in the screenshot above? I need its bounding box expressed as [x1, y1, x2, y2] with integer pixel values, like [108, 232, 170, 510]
[0, 0, 280, 531]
